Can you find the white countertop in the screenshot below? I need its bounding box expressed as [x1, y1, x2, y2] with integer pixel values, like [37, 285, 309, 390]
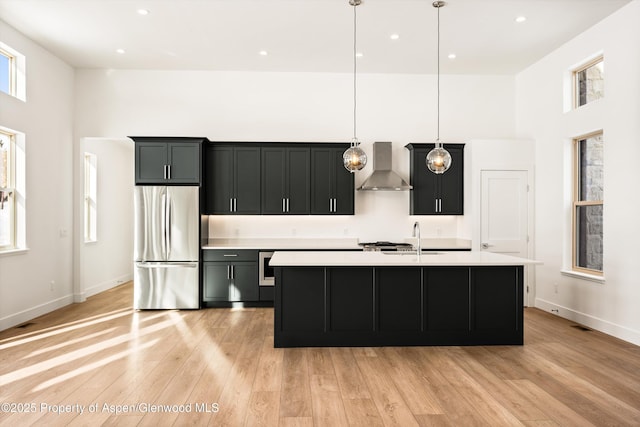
[202, 238, 472, 251]
[269, 250, 541, 267]
[202, 238, 361, 250]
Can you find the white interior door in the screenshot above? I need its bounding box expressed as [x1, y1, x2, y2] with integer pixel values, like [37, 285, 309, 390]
[480, 170, 530, 305]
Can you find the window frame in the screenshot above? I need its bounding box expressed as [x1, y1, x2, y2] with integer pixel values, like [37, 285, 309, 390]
[0, 47, 16, 96]
[572, 130, 604, 276]
[0, 129, 16, 251]
[573, 56, 604, 109]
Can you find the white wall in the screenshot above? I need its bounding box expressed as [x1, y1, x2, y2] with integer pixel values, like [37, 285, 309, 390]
[79, 138, 133, 299]
[0, 20, 75, 330]
[74, 70, 516, 241]
[516, 1, 640, 344]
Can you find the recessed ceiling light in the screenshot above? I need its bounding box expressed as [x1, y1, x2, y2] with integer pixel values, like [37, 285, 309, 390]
[116, 48, 125, 54]
[259, 50, 268, 56]
[137, 9, 149, 16]
[355, 52, 363, 58]
[390, 34, 400, 40]
[448, 53, 456, 59]
[515, 16, 527, 23]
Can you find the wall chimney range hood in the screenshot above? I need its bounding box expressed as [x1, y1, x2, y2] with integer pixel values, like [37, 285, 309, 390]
[357, 142, 412, 191]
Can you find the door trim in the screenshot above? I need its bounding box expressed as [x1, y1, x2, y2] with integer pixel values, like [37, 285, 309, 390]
[474, 165, 535, 307]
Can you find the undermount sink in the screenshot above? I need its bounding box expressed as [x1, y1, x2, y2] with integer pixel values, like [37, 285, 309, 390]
[381, 251, 443, 255]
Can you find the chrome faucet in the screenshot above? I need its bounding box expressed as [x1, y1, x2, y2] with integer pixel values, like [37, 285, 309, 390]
[412, 221, 421, 261]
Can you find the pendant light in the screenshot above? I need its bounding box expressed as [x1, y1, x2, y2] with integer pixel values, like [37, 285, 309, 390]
[426, 1, 452, 174]
[343, 0, 367, 172]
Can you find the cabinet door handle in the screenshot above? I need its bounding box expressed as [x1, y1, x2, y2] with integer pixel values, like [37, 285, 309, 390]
[334, 198, 337, 213]
[282, 198, 286, 213]
[231, 265, 235, 279]
[287, 198, 290, 213]
[167, 164, 171, 180]
[163, 164, 168, 180]
[233, 198, 237, 212]
[223, 254, 238, 257]
[435, 199, 438, 212]
[227, 265, 231, 279]
[230, 198, 233, 212]
[439, 198, 442, 213]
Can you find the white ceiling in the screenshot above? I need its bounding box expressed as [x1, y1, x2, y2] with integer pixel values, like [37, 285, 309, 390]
[0, 0, 631, 74]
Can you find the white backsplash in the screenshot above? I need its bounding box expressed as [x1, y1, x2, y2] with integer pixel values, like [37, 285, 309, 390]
[207, 208, 461, 242]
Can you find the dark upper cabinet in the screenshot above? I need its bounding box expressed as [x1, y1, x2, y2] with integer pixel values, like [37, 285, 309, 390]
[204, 145, 261, 214]
[405, 143, 464, 215]
[133, 137, 204, 185]
[310, 146, 354, 215]
[261, 146, 310, 214]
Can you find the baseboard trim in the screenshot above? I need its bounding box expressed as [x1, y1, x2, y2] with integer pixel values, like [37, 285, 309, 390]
[84, 273, 133, 298]
[0, 295, 74, 332]
[535, 298, 640, 346]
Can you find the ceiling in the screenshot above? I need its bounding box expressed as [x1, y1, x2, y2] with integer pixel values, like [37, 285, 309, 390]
[0, 0, 631, 74]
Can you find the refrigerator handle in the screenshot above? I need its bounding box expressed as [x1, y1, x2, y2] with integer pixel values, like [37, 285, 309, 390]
[136, 262, 198, 268]
[161, 192, 168, 256]
[167, 193, 172, 257]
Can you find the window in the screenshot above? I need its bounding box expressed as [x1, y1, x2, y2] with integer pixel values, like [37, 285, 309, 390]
[0, 129, 15, 249]
[574, 57, 604, 108]
[84, 152, 97, 242]
[0, 42, 25, 101]
[0, 47, 15, 96]
[573, 131, 603, 274]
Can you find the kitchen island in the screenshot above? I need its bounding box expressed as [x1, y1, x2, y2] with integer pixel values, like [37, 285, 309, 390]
[270, 251, 540, 347]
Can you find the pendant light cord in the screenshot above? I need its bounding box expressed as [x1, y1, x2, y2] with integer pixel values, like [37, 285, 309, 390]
[436, 2, 441, 146]
[353, 2, 358, 145]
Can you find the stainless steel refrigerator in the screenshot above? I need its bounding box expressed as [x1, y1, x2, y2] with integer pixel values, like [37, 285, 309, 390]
[134, 186, 199, 309]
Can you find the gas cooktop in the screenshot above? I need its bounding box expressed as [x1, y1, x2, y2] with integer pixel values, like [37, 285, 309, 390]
[358, 241, 414, 252]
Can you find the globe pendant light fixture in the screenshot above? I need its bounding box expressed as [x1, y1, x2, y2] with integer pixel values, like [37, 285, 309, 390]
[426, 1, 452, 174]
[343, 0, 367, 172]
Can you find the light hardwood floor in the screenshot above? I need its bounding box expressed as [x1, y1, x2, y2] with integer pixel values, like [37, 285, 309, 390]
[1, 282, 639, 426]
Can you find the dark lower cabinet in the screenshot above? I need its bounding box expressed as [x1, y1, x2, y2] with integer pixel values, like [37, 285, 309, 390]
[329, 268, 374, 331]
[274, 265, 523, 347]
[203, 262, 258, 302]
[425, 267, 470, 332]
[202, 250, 261, 305]
[203, 263, 231, 302]
[376, 267, 422, 332]
[472, 267, 521, 333]
[280, 267, 325, 332]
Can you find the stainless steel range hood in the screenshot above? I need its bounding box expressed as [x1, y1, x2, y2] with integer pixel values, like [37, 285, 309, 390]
[357, 141, 412, 191]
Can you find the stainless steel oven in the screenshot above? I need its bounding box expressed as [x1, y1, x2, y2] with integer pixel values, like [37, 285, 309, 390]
[259, 251, 275, 286]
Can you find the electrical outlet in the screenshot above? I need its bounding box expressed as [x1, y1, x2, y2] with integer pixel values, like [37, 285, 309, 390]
[50, 280, 55, 291]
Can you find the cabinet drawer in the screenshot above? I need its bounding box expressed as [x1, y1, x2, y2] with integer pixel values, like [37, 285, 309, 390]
[202, 249, 258, 262]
